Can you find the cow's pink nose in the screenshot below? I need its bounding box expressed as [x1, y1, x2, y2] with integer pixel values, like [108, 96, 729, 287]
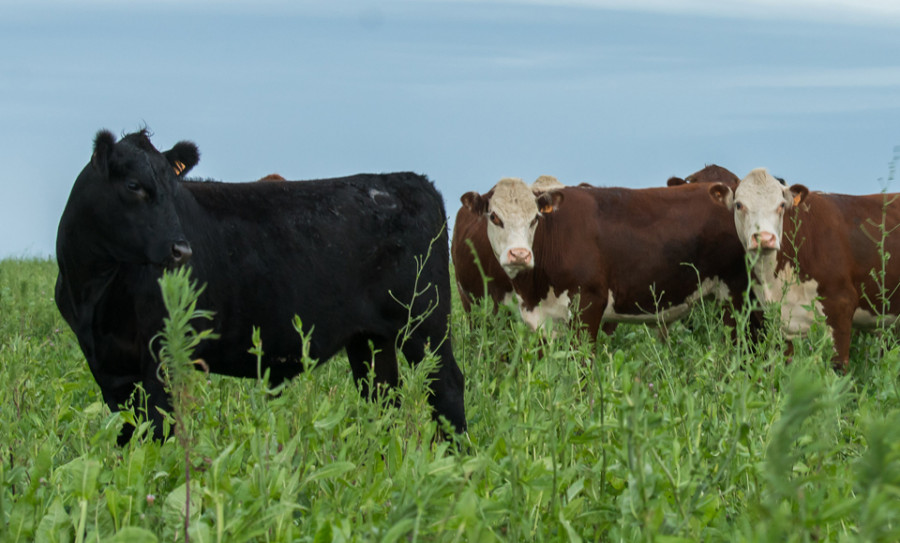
[750, 232, 777, 250]
[507, 248, 532, 266]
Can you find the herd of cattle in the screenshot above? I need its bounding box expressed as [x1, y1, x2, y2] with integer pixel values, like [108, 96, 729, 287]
[453, 164, 900, 373]
[54, 130, 899, 443]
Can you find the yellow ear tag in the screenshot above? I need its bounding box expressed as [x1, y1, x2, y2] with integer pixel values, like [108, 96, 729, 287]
[792, 194, 802, 207]
[173, 161, 186, 176]
[540, 204, 554, 214]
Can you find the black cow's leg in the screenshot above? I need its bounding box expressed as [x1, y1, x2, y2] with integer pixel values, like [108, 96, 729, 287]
[93, 372, 142, 446]
[401, 325, 467, 434]
[140, 359, 173, 442]
[346, 335, 399, 402]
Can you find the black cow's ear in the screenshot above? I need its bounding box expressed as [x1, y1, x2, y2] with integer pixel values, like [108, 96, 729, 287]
[708, 183, 734, 210]
[461, 191, 487, 215]
[537, 191, 563, 214]
[667, 176, 686, 187]
[91, 130, 116, 176]
[164, 141, 200, 177]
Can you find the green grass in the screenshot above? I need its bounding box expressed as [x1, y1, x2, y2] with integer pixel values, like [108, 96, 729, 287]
[2, 258, 899, 542]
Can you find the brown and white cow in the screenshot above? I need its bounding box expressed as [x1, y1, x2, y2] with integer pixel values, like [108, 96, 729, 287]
[461, 175, 752, 338]
[451, 176, 563, 312]
[708, 168, 900, 371]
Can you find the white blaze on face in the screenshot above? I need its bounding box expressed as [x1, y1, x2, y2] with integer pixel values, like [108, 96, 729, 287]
[732, 168, 796, 251]
[485, 178, 542, 278]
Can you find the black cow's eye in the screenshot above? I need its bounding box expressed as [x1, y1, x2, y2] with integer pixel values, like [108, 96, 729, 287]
[530, 216, 539, 227]
[779, 202, 786, 211]
[124, 180, 149, 200]
[735, 202, 743, 211]
[489, 212, 503, 227]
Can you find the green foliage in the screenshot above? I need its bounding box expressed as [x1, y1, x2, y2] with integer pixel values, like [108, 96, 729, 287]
[2, 257, 900, 541]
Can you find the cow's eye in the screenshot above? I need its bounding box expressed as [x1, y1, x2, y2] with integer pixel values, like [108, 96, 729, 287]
[778, 202, 786, 211]
[734, 201, 743, 211]
[489, 212, 503, 227]
[530, 216, 539, 227]
[125, 181, 148, 200]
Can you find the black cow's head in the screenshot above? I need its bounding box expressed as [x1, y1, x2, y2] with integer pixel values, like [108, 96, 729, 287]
[62, 129, 200, 268]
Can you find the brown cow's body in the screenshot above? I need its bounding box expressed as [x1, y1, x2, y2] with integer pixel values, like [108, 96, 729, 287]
[464, 177, 752, 339]
[523, 184, 751, 337]
[710, 168, 900, 371]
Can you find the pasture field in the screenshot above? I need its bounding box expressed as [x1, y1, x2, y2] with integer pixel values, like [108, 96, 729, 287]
[2, 257, 900, 542]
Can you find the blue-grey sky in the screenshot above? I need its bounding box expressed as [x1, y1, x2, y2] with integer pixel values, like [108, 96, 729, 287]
[2, 0, 899, 258]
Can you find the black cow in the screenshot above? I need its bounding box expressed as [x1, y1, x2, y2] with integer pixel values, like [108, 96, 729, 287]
[55, 130, 466, 443]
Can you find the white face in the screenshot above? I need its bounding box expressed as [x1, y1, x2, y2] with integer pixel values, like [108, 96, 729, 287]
[731, 168, 796, 252]
[485, 178, 542, 278]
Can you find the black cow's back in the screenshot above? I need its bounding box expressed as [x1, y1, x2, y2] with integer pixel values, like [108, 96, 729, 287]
[170, 173, 451, 378]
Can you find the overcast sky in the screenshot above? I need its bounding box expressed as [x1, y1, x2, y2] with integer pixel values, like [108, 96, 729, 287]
[1, 0, 899, 258]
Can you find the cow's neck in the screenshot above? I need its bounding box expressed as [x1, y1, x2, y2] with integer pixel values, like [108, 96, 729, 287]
[750, 250, 782, 297]
[510, 265, 552, 310]
[56, 241, 120, 350]
[176, 184, 222, 246]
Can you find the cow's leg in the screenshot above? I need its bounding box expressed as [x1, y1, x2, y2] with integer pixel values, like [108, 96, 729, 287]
[727, 290, 765, 344]
[140, 358, 173, 442]
[92, 371, 142, 445]
[822, 296, 856, 373]
[577, 292, 610, 341]
[94, 372, 140, 412]
[824, 316, 853, 374]
[457, 285, 473, 313]
[829, 324, 852, 374]
[400, 320, 467, 434]
[346, 335, 399, 401]
[722, 293, 740, 342]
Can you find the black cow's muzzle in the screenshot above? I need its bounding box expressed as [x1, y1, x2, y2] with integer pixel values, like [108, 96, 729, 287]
[168, 241, 193, 267]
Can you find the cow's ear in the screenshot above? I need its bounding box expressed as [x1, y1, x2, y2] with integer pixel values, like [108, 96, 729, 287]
[91, 130, 116, 176]
[461, 191, 487, 215]
[786, 184, 809, 208]
[163, 141, 200, 177]
[708, 183, 734, 210]
[667, 176, 686, 187]
[537, 191, 563, 214]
